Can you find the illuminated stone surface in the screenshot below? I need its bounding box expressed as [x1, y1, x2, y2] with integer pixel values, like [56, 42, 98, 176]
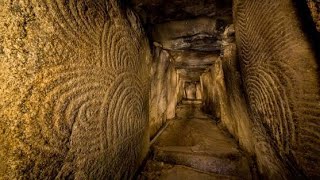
[1, 0, 320, 179]
[234, 0, 320, 178]
[0, 1, 150, 179]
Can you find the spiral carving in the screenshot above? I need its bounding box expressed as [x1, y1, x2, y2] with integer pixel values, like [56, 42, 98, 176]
[235, 0, 320, 177]
[102, 22, 141, 72]
[237, 1, 296, 153]
[3, 0, 150, 178]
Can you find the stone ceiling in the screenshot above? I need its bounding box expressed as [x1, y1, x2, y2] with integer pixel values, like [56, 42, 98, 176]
[130, 0, 232, 24]
[131, 0, 233, 82]
[152, 17, 222, 52]
[170, 51, 219, 70]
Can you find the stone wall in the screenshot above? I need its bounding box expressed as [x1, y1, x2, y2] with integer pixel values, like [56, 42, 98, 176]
[234, 0, 320, 178]
[0, 0, 151, 179]
[201, 39, 254, 151]
[166, 62, 180, 119]
[307, 0, 320, 32]
[149, 48, 181, 138]
[183, 82, 202, 100]
[184, 82, 196, 100]
[200, 59, 223, 119]
[201, 1, 320, 176]
[201, 41, 288, 179]
[149, 48, 170, 138]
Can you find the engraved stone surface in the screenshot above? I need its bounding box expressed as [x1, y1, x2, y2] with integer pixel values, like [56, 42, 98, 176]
[0, 1, 151, 179]
[234, 0, 320, 178]
[1, 0, 320, 179]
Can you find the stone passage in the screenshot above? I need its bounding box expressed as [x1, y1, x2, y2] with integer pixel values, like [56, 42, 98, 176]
[1, 0, 320, 179]
[138, 101, 255, 180]
[0, 1, 150, 179]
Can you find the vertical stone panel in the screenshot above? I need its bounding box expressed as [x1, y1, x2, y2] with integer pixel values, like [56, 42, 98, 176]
[200, 59, 224, 119]
[0, 0, 150, 179]
[196, 83, 202, 100]
[149, 48, 170, 138]
[166, 64, 178, 119]
[149, 48, 182, 138]
[234, 0, 320, 178]
[200, 41, 255, 157]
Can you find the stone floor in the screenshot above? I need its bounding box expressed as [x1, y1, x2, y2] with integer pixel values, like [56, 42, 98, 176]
[138, 100, 255, 180]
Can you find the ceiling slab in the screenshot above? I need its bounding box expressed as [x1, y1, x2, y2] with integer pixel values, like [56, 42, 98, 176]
[131, 0, 232, 24]
[152, 17, 225, 52]
[170, 51, 219, 69]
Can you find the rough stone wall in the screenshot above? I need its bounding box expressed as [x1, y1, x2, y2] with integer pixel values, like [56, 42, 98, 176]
[307, 0, 320, 32]
[234, 0, 320, 178]
[149, 48, 181, 138]
[176, 77, 185, 104]
[150, 48, 170, 138]
[0, 0, 151, 179]
[184, 82, 197, 100]
[184, 82, 202, 100]
[201, 60, 223, 119]
[201, 37, 257, 152]
[218, 43, 254, 153]
[195, 83, 202, 100]
[166, 63, 179, 119]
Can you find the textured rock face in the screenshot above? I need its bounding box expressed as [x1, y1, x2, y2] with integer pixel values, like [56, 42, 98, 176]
[307, 0, 320, 31]
[184, 82, 197, 100]
[149, 48, 183, 138]
[201, 23, 256, 152]
[234, 0, 320, 178]
[131, 0, 232, 24]
[2, 0, 320, 179]
[201, 42, 274, 177]
[0, 0, 150, 179]
[183, 82, 202, 100]
[152, 18, 221, 52]
[201, 1, 320, 176]
[149, 48, 171, 138]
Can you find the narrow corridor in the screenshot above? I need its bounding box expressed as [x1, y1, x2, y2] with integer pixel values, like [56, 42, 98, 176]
[138, 100, 254, 180]
[1, 0, 319, 179]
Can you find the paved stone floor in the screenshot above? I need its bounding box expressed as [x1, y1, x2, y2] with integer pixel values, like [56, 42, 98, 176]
[138, 100, 256, 180]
